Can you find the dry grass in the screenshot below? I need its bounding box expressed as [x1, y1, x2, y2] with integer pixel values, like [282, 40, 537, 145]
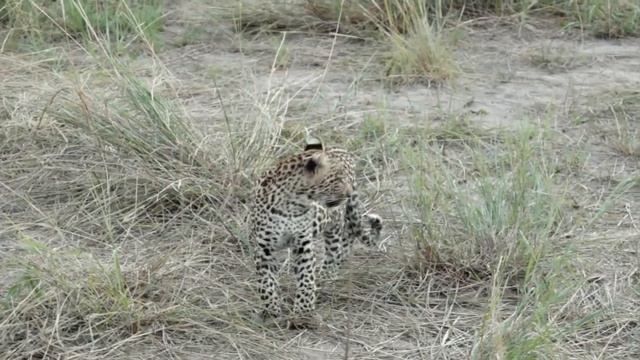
[574, 0, 640, 38]
[228, 0, 640, 37]
[382, 17, 459, 84]
[403, 124, 565, 279]
[600, 91, 640, 157]
[525, 42, 591, 73]
[580, 90, 640, 157]
[228, 0, 639, 85]
[229, 0, 461, 84]
[1, 1, 639, 359]
[0, 0, 164, 51]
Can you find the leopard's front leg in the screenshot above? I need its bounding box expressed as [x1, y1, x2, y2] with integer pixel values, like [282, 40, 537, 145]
[253, 235, 282, 318]
[292, 231, 317, 315]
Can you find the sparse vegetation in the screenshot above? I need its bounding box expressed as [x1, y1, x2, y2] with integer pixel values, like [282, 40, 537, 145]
[573, 0, 640, 38]
[526, 42, 590, 73]
[0, 0, 164, 51]
[229, 0, 638, 83]
[378, 1, 459, 84]
[231, 0, 461, 83]
[602, 92, 640, 156]
[404, 124, 566, 279]
[1, 0, 638, 358]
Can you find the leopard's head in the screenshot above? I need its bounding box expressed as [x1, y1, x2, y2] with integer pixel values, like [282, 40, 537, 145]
[302, 138, 356, 208]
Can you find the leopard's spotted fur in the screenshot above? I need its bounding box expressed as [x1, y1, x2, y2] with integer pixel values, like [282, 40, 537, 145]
[248, 140, 382, 320]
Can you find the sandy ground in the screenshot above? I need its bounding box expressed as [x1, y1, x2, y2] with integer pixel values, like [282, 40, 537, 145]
[156, 16, 640, 131]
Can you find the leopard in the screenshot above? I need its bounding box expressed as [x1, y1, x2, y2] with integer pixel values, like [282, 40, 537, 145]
[248, 138, 383, 325]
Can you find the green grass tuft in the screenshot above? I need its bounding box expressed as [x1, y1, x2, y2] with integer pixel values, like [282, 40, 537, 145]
[0, 0, 164, 51]
[573, 0, 640, 38]
[404, 123, 567, 280]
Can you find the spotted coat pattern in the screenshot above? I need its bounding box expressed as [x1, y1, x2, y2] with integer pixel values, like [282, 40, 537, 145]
[248, 144, 382, 318]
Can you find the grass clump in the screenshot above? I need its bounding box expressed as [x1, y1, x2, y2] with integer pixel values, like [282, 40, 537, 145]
[583, 90, 640, 157]
[1, 241, 173, 356]
[404, 123, 567, 280]
[231, 0, 430, 36]
[304, 0, 450, 34]
[378, 1, 459, 84]
[608, 108, 640, 157]
[471, 257, 584, 359]
[572, 0, 640, 38]
[230, 0, 640, 46]
[0, 233, 286, 359]
[50, 77, 227, 220]
[232, 0, 459, 84]
[0, 57, 247, 241]
[0, 0, 164, 51]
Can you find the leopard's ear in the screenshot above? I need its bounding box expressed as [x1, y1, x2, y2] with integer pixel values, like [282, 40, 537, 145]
[304, 136, 324, 151]
[303, 152, 329, 182]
